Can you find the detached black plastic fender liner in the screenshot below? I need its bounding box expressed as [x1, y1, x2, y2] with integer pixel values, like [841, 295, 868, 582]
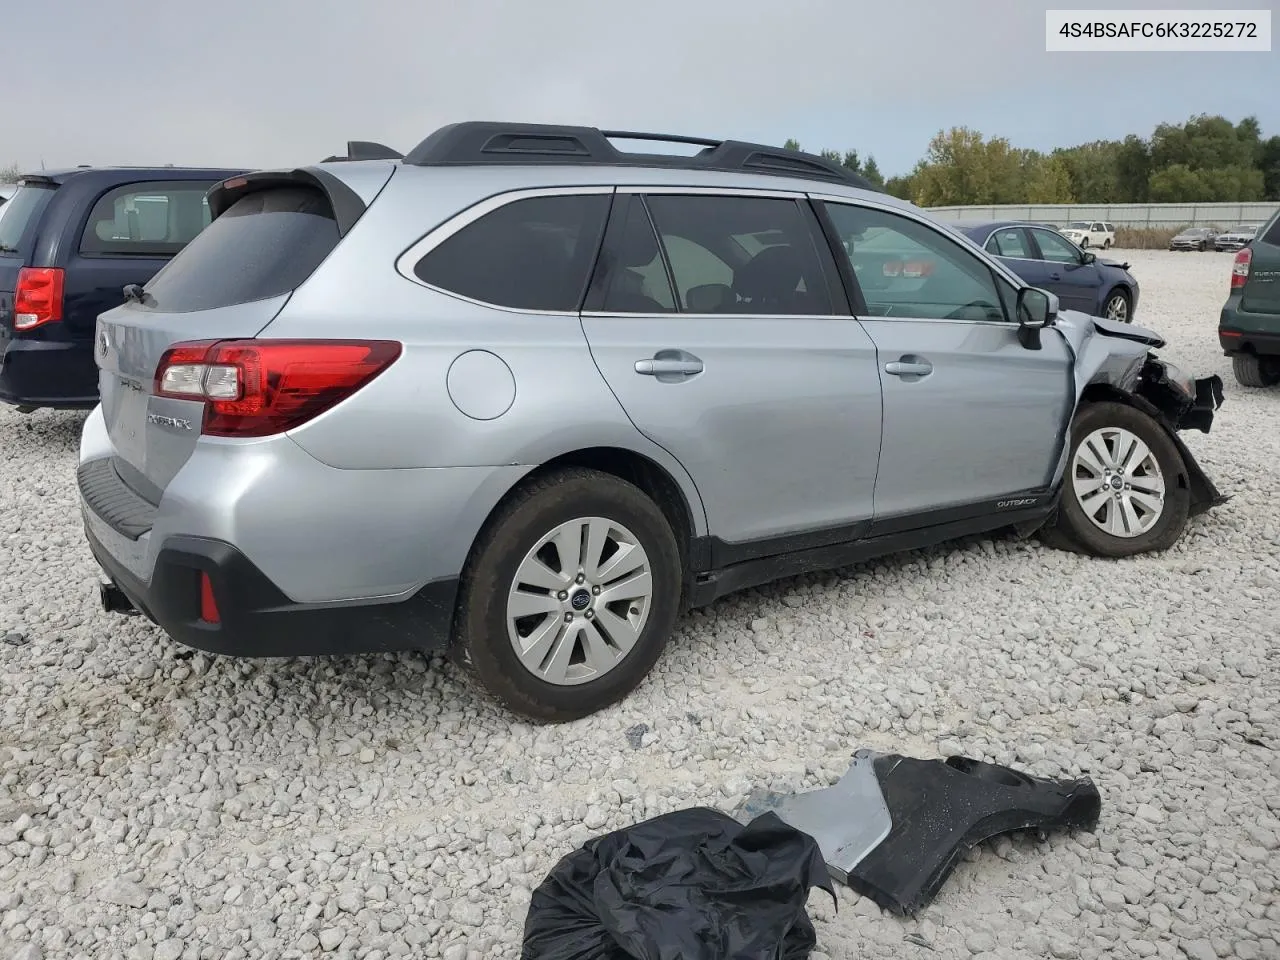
[735, 749, 1101, 916]
[521, 806, 835, 960]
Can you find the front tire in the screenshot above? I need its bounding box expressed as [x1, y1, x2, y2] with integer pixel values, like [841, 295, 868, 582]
[1080, 238, 1090, 249]
[1103, 288, 1131, 323]
[1232, 353, 1280, 388]
[452, 467, 682, 723]
[1043, 402, 1191, 558]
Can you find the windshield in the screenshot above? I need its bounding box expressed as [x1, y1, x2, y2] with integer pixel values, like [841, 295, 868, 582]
[0, 183, 55, 256]
[1183, 228, 1208, 236]
[1068, 221, 1090, 229]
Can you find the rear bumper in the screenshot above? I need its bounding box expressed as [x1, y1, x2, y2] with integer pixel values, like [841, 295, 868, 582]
[1219, 300, 1280, 356]
[1220, 328, 1280, 356]
[85, 520, 459, 657]
[0, 335, 99, 409]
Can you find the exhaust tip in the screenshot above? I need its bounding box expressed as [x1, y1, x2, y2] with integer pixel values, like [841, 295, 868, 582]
[99, 580, 137, 615]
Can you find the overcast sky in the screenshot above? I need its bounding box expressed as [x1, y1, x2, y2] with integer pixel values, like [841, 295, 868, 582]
[6, 0, 1278, 177]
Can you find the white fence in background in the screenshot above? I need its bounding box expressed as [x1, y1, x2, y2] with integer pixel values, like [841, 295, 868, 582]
[925, 202, 1279, 230]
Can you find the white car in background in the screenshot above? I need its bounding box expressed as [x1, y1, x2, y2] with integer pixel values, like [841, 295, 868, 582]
[1060, 220, 1116, 249]
[1214, 223, 1262, 252]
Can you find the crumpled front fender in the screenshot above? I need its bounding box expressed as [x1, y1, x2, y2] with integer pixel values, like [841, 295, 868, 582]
[1048, 314, 1229, 517]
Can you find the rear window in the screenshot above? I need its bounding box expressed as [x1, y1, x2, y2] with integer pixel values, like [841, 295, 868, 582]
[1261, 213, 1280, 247]
[0, 184, 55, 257]
[142, 186, 340, 313]
[79, 180, 215, 257]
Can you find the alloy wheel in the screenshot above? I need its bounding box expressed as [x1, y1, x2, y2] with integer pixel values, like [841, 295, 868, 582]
[1105, 294, 1129, 322]
[1072, 427, 1166, 538]
[506, 517, 653, 686]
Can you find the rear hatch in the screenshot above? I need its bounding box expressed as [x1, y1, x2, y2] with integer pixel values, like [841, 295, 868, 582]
[0, 179, 58, 335]
[1240, 215, 1280, 319]
[95, 167, 390, 501]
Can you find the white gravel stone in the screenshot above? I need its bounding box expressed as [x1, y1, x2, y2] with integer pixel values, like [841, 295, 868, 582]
[0, 250, 1276, 957]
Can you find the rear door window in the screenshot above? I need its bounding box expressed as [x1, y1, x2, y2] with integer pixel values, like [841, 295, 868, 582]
[79, 180, 216, 257]
[0, 183, 56, 256]
[642, 194, 837, 315]
[143, 185, 341, 313]
[587, 193, 677, 313]
[985, 227, 1032, 259]
[413, 193, 611, 312]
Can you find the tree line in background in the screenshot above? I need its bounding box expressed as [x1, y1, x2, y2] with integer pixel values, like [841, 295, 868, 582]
[787, 113, 1280, 207]
[9, 112, 1279, 205]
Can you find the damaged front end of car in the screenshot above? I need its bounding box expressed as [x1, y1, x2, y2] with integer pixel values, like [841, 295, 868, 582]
[1062, 315, 1229, 519]
[1129, 356, 1228, 517]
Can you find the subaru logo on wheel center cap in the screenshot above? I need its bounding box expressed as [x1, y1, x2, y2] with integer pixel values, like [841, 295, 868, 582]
[570, 590, 591, 610]
[1110, 476, 1124, 490]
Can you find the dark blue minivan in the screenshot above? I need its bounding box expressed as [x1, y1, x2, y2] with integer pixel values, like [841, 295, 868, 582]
[0, 166, 245, 411]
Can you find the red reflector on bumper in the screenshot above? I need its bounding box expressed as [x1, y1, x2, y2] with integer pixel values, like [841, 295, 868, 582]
[200, 573, 221, 624]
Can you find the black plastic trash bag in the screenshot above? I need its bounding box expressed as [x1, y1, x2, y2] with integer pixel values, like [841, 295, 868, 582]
[521, 806, 836, 960]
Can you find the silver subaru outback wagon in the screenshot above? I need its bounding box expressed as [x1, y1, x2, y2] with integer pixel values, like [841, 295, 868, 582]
[78, 122, 1227, 722]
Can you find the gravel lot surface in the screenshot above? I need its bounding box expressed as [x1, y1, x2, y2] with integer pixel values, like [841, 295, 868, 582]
[1, 249, 1277, 960]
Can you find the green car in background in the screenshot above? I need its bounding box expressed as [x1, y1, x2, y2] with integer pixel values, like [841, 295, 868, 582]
[1219, 210, 1280, 388]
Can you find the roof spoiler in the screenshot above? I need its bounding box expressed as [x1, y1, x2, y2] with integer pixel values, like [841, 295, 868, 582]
[320, 140, 403, 163]
[206, 168, 369, 236]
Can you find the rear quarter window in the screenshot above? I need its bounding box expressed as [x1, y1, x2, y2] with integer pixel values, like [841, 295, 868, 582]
[79, 180, 216, 258]
[412, 193, 611, 312]
[142, 185, 341, 313]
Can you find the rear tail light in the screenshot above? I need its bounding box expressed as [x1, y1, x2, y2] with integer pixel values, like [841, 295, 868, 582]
[13, 267, 65, 330]
[154, 339, 402, 438]
[1231, 247, 1252, 289]
[882, 259, 935, 278]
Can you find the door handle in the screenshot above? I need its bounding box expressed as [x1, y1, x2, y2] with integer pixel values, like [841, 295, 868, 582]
[635, 357, 703, 376]
[1049, 272, 1061, 281]
[884, 357, 933, 377]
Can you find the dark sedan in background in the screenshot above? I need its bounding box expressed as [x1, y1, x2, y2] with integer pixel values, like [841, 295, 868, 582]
[1169, 226, 1218, 251]
[949, 220, 1140, 323]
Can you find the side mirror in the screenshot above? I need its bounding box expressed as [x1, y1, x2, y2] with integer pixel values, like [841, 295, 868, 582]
[1016, 287, 1058, 350]
[1081, 250, 1097, 265]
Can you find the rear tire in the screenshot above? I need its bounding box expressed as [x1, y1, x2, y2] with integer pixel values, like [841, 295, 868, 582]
[1103, 239, 1112, 250]
[1232, 353, 1280, 388]
[451, 467, 682, 723]
[1042, 402, 1190, 559]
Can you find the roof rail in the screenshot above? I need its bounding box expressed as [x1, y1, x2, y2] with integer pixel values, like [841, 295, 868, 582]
[400, 122, 879, 191]
[321, 140, 404, 163]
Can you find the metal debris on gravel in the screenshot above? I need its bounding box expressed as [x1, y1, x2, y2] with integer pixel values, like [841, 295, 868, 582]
[0, 251, 1276, 958]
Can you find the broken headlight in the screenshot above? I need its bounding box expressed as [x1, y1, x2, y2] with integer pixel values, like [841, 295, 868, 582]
[1158, 361, 1196, 399]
